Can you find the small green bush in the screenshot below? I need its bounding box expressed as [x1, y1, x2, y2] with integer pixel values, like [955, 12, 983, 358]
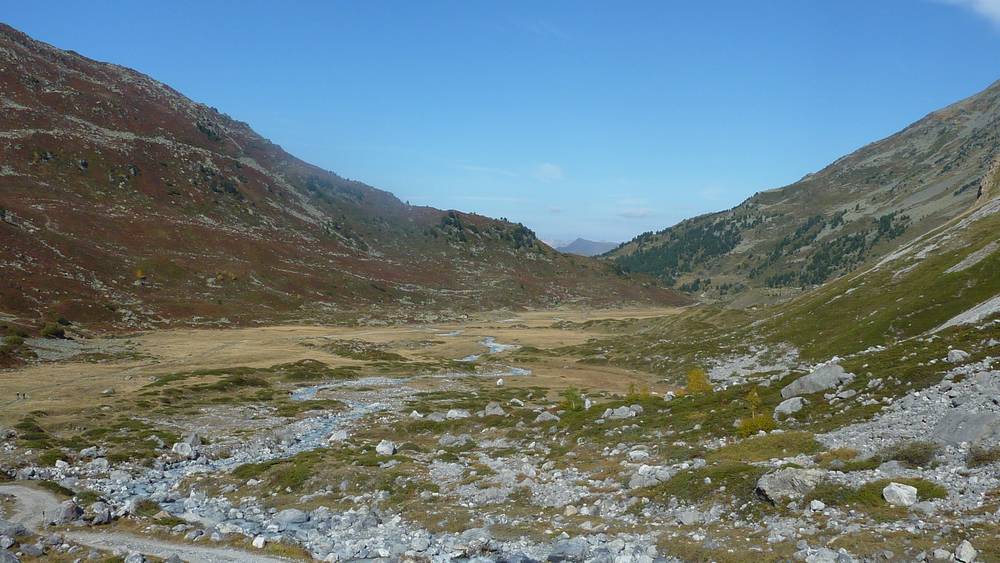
[736, 414, 777, 437]
[40, 322, 65, 339]
[967, 444, 1000, 468]
[560, 387, 585, 412]
[36, 480, 74, 498]
[879, 440, 940, 468]
[133, 499, 162, 517]
[2, 335, 24, 347]
[37, 450, 66, 467]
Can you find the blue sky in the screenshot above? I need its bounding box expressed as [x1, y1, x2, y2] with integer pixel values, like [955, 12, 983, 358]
[5, 1, 1000, 243]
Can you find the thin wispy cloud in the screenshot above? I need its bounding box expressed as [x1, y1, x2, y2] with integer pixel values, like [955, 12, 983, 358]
[618, 208, 654, 219]
[533, 162, 565, 182]
[941, 0, 1000, 27]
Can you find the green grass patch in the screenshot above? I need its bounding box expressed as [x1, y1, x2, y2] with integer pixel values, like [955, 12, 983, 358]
[638, 461, 766, 507]
[806, 478, 947, 521]
[36, 480, 74, 498]
[708, 431, 822, 463]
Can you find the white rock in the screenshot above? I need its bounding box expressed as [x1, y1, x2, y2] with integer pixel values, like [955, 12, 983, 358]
[809, 499, 826, 511]
[327, 430, 348, 443]
[496, 378, 504, 387]
[171, 442, 195, 459]
[484, 402, 505, 417]
[947, 349, 971, 363]
[535, 411, 560, 423]
[252, 535, 267, 549]
[627, 450, 650, 462]
[375, 439, 397, 456]
[781, 364, 855, 399]
[774, 397, 807, 420]
[882, 482, 918, 507]
[446, 409, 471, 420]
[955, 540, 978, 562]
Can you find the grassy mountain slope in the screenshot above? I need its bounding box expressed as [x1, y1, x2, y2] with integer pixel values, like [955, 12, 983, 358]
[764, 160, 1000, 360]
[0, 24, 684, 331]
[609, 80, 1000, 304]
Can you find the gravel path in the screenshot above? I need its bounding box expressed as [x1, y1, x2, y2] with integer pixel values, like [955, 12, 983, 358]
[0, 484, 296, 563]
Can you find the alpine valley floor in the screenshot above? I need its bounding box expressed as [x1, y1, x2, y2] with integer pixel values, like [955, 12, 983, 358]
[0, 303, 998, 563]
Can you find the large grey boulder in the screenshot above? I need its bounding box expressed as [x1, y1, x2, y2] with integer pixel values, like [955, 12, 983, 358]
[88, 501, 112, 525]
[774, 397, 807, 420]
[803, 547, 855, 563]
[755, 468, 824, 502]
[0, 520, 26, 538]
[781, 364, 855, 399]
[882, 482, 918, 507]
[171, 441, 195, 459]
[947, 349, 971, 363]
[375, 439, 397, 456]
[438, 433, 471, 448]
[273, 508, 309, 529]
[955, 540, 978, 562]
[54, 500, 82, 524]
[628, 465, 676, 489]
[0, 550, 19, 563]
[535, 411, 560, 423]
[547, 537, 588, 561]
[932, 411, 1000, 446]
[327, 429, 348, 443]
[603, 406, 636, 420]
[484, 402, 505, 417]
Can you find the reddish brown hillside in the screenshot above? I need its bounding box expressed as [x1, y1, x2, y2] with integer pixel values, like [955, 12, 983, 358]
[0, 24, 683, 330]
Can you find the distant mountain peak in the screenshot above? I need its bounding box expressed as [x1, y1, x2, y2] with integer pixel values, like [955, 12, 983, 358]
[557, 238, 619, 257]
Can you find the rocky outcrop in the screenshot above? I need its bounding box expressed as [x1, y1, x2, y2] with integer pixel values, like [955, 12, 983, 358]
[755, 468, 824, 502]
[774, 396, 807, 420]
[781, 364, 855, 399]
[931, 411, 1000, 446]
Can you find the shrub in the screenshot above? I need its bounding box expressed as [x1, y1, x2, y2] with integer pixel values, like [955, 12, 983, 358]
[560, 387, 585, 412]
[133, 499, 162, 517]
[2, 335, 24, 347]
[37, 450, 66, 467]
[685, 368, 713, 394]
[37, 480, 74, 498]
[736, 413, 776, 437]
[0, 334, 25, 355]
[40, 322, 65, 339]
[879, 440, 940, 468]
[967, 444, 1000, 468]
